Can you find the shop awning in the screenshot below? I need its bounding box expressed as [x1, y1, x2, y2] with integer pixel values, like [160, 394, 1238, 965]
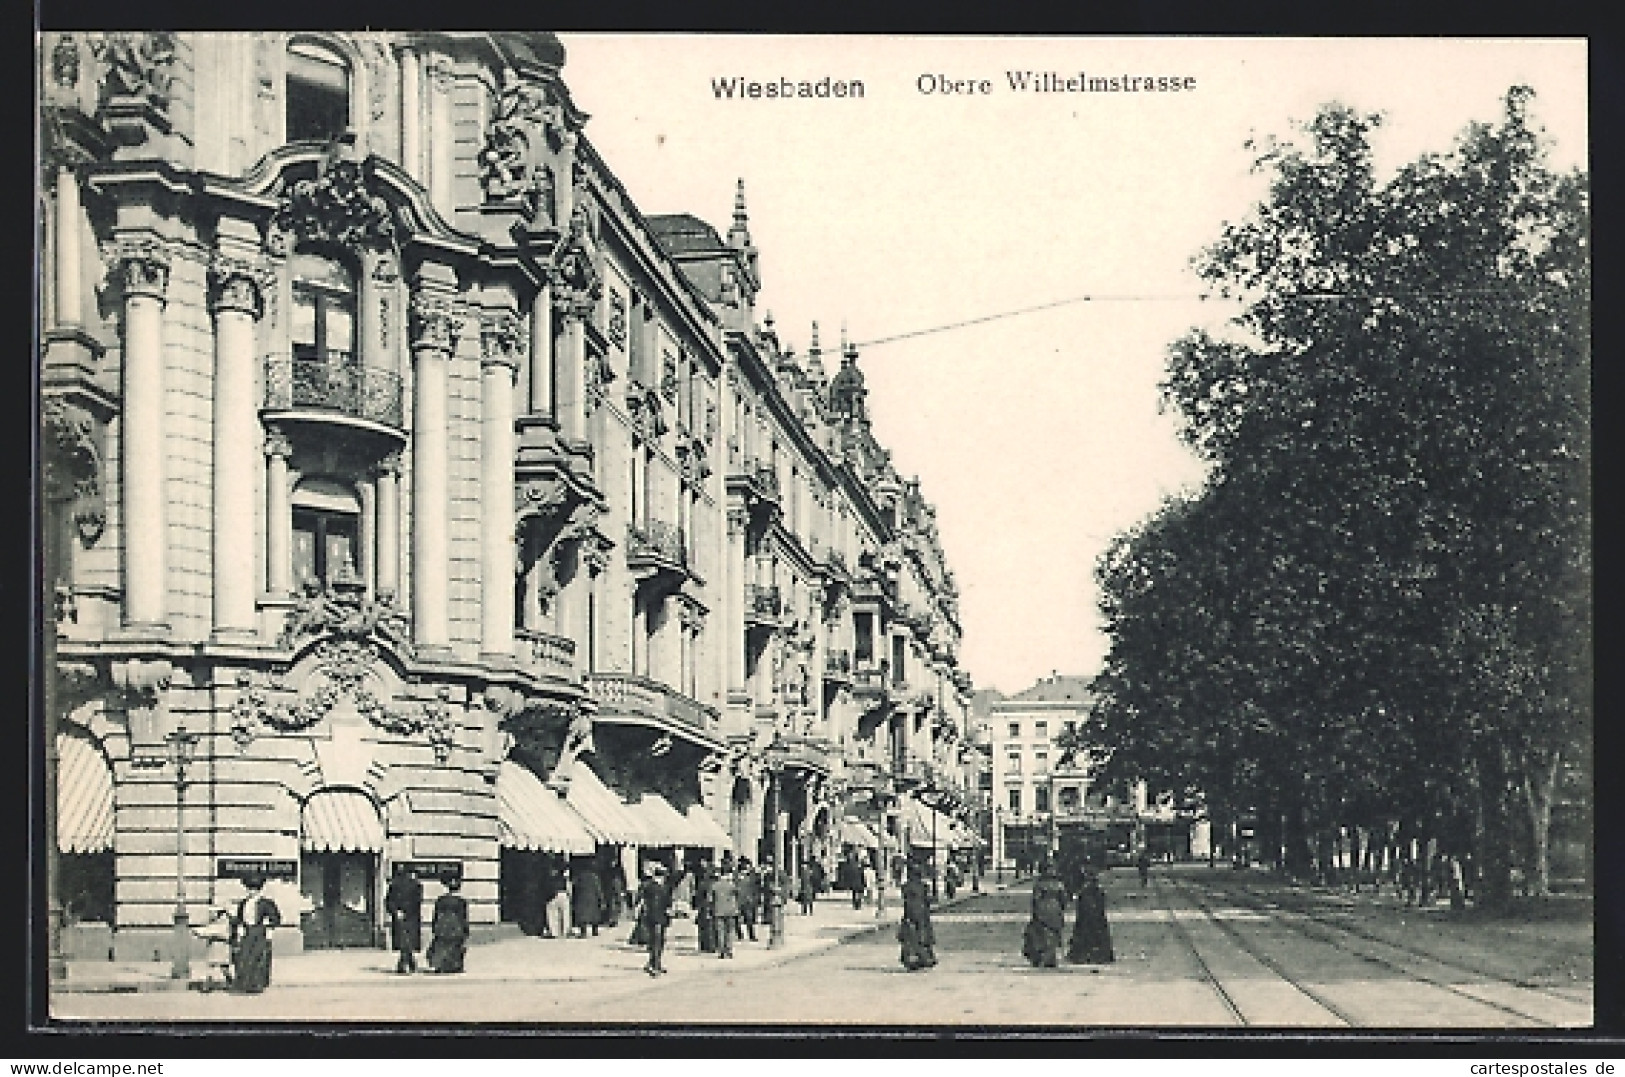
[57, 734, 114, 854]
[300, 789, 385, 853]
[556, 760, 652, 846]
[497, 761, 595, 856]
[840, 818, 880, 849]
[625, 793, 698, 848]
[903, 798, 959, 851]
[685, 804, 733, 852]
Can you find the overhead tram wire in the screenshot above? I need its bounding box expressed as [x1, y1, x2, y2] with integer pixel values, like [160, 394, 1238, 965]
[844, 286, 1559, 353]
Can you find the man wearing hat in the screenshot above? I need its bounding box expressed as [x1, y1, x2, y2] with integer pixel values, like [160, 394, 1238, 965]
[384, 864, 423, 973]
[634, 863, 672, 976]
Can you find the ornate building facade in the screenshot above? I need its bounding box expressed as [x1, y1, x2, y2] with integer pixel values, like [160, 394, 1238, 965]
[37, 31, 975, 962]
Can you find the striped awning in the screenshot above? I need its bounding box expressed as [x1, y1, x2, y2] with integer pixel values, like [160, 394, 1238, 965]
[300, 789, 384, 853]
[57, 734, 114, 854]
[625, 793, 697, 849]
[497, 761, 595, 856]
[685, 805, 733, 852]
[840, 818, 880, 849]
[904, 798, 958, 851]
[557, 761, 651, 846]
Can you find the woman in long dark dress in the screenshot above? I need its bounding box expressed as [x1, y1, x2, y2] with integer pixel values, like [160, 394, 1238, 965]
[427, 876, 470, 973]
[1067, 868, 1115, 965]
[1023, 859, 1067, 968]
[229, 876, 281, 993]
[695, 863, 717, 953]
[897, 864, 937, 971]
[571, 859, 604, 937]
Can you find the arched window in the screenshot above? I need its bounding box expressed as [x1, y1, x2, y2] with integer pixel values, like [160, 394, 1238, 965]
[286, 39, 351, 143]
[292, 477, 361, 588]
[290, 251, 357, 367]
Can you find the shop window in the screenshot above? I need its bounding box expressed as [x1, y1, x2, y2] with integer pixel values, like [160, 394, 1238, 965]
[287, 39, 352, 143]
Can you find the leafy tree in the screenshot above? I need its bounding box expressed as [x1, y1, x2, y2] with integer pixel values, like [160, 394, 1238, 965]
[1085, 88, 1589, 899]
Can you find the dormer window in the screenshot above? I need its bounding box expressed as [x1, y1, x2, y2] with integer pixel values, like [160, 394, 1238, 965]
[287, 40, 351, 143]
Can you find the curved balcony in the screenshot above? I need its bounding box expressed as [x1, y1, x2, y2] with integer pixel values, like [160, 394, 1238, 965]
[586, 672, 721, 747]
[264, 357, 404, 431]
[515, 627, 576, 680]
[745, 584, 786, 629]
[626, 520, 690, 589]
[823, 648, 852, 685]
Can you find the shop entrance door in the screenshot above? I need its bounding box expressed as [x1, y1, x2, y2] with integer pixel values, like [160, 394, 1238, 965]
[299, 851, 379, 949]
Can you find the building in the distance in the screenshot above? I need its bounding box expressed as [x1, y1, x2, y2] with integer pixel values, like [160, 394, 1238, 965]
[37, 30, 977, 965]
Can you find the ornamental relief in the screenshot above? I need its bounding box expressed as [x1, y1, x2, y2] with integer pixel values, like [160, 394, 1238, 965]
[268, 144, 399, 256]
[228, 644, 456, 763]
[478, 69, 569, 223]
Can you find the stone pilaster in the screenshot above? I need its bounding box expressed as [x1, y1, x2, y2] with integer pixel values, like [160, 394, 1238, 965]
[263, 426, 293, 598]
[208, 231, 271, 640]
[408, 263, 462, 655]
[479, 306, 521, 664]
[373, 451, 402, 601]
[115, 234, 171, 632]
[528, 286, 553, 416]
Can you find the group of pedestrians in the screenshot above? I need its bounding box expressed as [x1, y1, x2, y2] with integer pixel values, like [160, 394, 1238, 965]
[629, 853, 788, 976]
[1023, 858, 1114, 968]
[384, 866, 472, 975]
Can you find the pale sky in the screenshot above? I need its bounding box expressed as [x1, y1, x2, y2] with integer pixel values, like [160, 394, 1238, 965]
[555, 35, 1587, 695]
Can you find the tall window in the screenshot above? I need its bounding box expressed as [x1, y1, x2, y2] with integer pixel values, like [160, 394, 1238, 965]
[291, 253, 356, 366]
[854, 613, 873, 663]
[1007, 788, 1021, 813]
[291, 479, 361, 587]
[1034, 751, 1049, 776]
[1005, 751, 1021, 774]
[891, 635, 906, 686]
[286, 40, 351, 143]
[1035, 786, 1051, 814]
[1035, 720, 1048, 739]
[1007, 721, 1021, 739]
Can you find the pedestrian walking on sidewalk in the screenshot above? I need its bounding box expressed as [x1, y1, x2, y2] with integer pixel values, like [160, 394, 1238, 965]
[840, 851, 864, 910]
[427, 875, 469, 973]
[636, 863, 672, 976]
[229, 875, 281, 993]
[545, 862, 571, 939]
[944, 859, 961, 901]
[736, 856, 760, 941]
[897, 863, 938, 971]
[1023, 859, 1067, 969]
[1136, 848, 1151, 888]
[572, 860, 604, 937]
[712, 860, 740, 959]
[762, 857, 787, 949]
[797, 863, 817, 915]
[385, 865, 423, 974]
[1067, 866, 1114, 966]
[696, 861, 718, 953]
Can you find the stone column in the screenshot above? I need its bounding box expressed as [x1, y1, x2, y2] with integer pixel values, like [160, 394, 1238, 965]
[427, 57, 454, 220]
[264, 427, 294, 597]
[373, 451, 402, 601]
[554, 301, 586, 444]
[208, 234, 270, 640]
[408, 263, 462, 654]
[54, 166, 82, 328]
[116, 235, 171, 632]
[479, 307, 521, 664]
[528, 287, 552, 416]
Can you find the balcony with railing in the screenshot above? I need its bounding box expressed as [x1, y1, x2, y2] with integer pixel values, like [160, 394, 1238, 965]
[745, 583, 785, 628]
[585, 672, 721, 745]
[852, 659, 892, 700]
[515, 627, 576, 681]
[626, 520, 689, 584]
[823, 648, 852, 684]
[264, 357, 404, 431]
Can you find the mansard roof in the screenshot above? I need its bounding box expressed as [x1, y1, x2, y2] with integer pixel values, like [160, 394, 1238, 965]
[648, 213, 728, 256]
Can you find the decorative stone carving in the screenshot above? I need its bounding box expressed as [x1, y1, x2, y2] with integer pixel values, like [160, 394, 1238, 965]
[51, 35, 82, 90]
[606, 289, 627, 348]
[109, 235, 170, 301]
[370, 685, 456, 764]
[41, 396, 106, 546]
[479, 309, 523, 369]
[263, 426, 294, 461]
[89, 32, 177, 108]
[278, 575, 413, 654]
[478, 68, 567, 210]
[408, 292, 464, 352]
[208, 252, 273, 319]
[268, 143, 398, 254]
[548, 192, 602, 321]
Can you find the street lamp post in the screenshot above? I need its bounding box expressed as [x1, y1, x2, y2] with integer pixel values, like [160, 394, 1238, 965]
[158, 724, 200, 980]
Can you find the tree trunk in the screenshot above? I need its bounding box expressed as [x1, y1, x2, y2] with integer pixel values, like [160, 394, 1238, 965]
[1475, 743, 1514, 909]
[1519, 748, 1561, 899]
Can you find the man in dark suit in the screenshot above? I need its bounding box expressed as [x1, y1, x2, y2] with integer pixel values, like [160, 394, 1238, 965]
[384, 865, 423, 973]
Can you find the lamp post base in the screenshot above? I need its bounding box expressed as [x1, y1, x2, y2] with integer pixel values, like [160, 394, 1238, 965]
[171, 907, 191, 981]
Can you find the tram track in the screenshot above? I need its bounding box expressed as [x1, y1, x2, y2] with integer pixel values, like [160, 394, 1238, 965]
[1166, 875, 1579, 1028]
[1153, 875, 1358, 1027]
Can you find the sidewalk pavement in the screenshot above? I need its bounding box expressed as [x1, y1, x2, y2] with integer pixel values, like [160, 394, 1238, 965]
[57, 880, 1012, 995]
